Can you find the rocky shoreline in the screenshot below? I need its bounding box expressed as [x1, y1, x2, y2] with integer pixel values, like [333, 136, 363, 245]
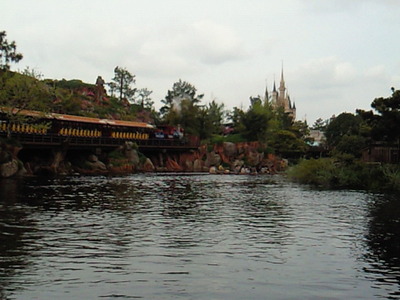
[0, 139, 287, 178]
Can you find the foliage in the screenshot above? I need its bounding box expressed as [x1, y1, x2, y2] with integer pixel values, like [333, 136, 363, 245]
[159, 79, 206, 136]
[287, 158, 336, 187]
[0, 71, 53, 135]
[239, 98, 273, 141]
[311, 117, 328, 131]
[197, 100, 225, 140]
[134, 88, 154, 109]
[334, 134, 366, 158]
[0, 31, 23, 71]
[325, 113, 363, 147]
[160, 79, 203, 120]
[357, 88, 400, 144]
[288, 157, 400, 192]
[109, 66, 136, 102]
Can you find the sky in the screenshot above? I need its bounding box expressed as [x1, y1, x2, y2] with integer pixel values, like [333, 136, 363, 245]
[2, 0, 400, 124]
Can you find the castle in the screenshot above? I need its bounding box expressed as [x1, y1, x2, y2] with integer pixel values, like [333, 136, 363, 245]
[264, 68, 296, 119]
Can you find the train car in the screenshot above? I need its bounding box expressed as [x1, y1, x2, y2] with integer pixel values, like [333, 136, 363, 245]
[0, 108, 200, 149]
[0, 108, 156, 141]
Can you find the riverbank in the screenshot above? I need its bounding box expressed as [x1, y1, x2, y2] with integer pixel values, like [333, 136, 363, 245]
[0, 138, 286, 178]
[287, 157, 400, 192]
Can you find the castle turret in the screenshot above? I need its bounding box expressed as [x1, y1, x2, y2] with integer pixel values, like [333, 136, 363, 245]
[266, 66, 296, 119]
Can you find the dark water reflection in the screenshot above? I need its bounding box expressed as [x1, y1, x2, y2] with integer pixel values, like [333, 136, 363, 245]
[0, 174, 399, 299]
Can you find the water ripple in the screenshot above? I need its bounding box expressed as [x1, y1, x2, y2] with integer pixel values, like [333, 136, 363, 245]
[0, 175, 399, 299]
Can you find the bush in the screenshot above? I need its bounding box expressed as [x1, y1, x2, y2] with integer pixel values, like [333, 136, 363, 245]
[287, 158, 400, 192]
[287, 158, 336, 187]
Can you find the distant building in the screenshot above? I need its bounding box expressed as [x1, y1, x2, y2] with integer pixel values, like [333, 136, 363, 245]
[264, 68, 296, 119]
[308, 129, 326, 147]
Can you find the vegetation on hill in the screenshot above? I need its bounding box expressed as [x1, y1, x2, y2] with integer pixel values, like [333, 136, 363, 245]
[288, 87, 400, 192]
[1, 30, 399, 190]
[0, 31, 310, 158]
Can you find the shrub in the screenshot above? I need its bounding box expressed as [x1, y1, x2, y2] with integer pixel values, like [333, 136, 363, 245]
[287, 158, 336, 187]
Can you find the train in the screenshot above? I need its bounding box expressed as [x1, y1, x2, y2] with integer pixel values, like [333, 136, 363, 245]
[0, 108, 192, 146]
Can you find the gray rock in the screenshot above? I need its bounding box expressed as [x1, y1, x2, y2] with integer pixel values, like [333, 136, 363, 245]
[0, 159, 19, 178]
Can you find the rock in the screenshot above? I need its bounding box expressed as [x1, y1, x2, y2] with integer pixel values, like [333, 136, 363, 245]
[0, 159, 19, 178]
[184, 160, 193, 172]
[142, 158, 155, 172]
[209, 166, 217, 174]
[165, 158, 183, 172]
[193, 159, 204, 172]
[0, 150, 11, 164]
[205, 151, 221, 168]
[86, 159, 107, 171]
[123, 142, 140, 164]
[247, 150, 263, 166]
[223, 142, 237, 157]
[125, 148, 140, 165]
[88, 154, 99, 163]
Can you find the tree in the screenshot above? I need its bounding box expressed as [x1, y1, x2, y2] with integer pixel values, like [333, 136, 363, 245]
[134, 88, 153, 109]
[0, 72, 52, 136]
[159, 79, 204, 131]
[0, 31, 23, 71]
[240, 98, 273, 142]
[109, 67, 136, 102]
[197, 100, 225, 140]
[160, 79, 204, 121]
[358, 88, 400, 144]
[311, 118, 327, 131]
[325, 112, 362, 147]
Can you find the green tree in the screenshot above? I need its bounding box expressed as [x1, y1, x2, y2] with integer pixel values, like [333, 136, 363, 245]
[0, 31, 23, 71]
[325, 112, 362, 147]
[134, 88, 153, 109]
[109, 66, 136, 102]
[358, 87, 400, 144]
[160, 79, 203, 121]
[240, 98, 273, 141]
[335, 134, 366, 158]
[197, 100, 225, 140]
[311, 117, 327, 131]
[0, 72, 52, 136]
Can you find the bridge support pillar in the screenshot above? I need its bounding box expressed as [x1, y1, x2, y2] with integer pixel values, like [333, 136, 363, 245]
[158, 151, 164, 168]
[50, 150, 66, 174]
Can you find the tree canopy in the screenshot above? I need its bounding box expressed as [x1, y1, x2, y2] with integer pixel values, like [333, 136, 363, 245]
[0, 31, 23, 71]
[358, 88, 400, 144]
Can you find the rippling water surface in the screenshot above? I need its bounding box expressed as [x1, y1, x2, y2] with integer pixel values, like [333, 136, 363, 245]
[0, 174, 399, 299]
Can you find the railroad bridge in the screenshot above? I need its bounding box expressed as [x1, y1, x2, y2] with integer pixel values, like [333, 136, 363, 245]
[0, 131, 199, 151]
[0, 110, 200, 171]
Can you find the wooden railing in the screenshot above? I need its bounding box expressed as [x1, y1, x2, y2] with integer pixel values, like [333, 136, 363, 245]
[0, 131, 199, 150]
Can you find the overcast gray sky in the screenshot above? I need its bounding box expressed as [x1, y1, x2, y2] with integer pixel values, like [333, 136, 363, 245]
[3, 0, 400, 123]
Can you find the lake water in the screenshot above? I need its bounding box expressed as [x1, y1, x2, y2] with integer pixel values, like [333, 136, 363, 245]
[0, 174, 399, 299]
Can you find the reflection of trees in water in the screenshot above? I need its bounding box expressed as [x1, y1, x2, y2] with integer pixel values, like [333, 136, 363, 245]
[231, 177, 292, 261]
[159, 178, 204, 218]
[0, 179, 39, 298]
[17, 177, 145, 212]
[157, 176, 291, 256]
[0, 176, 145, 298]
[365, 193, 400, 298]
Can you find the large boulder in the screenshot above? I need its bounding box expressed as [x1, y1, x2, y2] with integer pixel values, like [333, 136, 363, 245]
[205, 151, 221, 167]
[193, 159, 204, 172]
[223, 142, 237, 158]
[247, 150, 263, 167]
[86, 155, 107, 171]
[123, 142, 140, 165]
[142, 158, 155, 172]
[0, 159, 19, 178]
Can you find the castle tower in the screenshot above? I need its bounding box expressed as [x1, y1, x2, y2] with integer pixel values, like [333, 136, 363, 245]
[278, 68, 287, 109]
[267, 66, 296, 119]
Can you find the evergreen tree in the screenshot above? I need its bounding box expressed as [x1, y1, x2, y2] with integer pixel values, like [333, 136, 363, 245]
[0, 31, 23, 71]
[109, 66, 136, 102]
